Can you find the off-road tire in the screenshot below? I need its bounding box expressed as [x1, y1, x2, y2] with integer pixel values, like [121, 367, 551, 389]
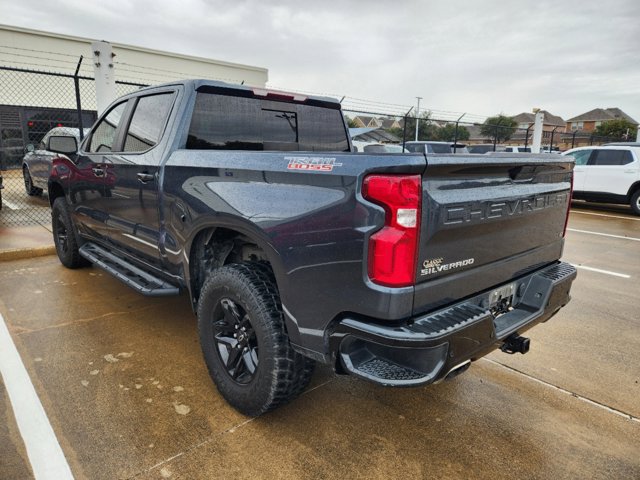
[23, 166, 42, 196]
[52, 197, 87, 268]
[630, 190, 640, 216]
[197, 263, 314, 416]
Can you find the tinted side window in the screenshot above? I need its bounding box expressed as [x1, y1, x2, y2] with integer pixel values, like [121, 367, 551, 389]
[88, 102, 127, 153]
[571, 150, 592, 165]
[405, 144, 424, 153]
[429, 143, 452, 154]
[123, 93, 175, 152]
[590, 150, 632, 166]
[187, 93, 349, 152]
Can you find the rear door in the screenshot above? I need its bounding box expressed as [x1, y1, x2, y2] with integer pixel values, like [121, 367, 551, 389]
[101, 90, 176, 264]
[583, 149, 637, 195]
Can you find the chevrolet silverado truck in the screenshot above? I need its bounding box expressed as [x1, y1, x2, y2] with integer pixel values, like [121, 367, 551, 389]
[47, 80, 576, 416]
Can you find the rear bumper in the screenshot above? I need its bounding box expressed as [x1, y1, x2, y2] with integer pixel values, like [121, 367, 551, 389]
[330, 261, 576, 386]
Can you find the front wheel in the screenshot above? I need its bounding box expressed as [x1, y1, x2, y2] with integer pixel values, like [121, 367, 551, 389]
[197, 263, 314, 416]
[23, 166, 42, 196]
[52, 197, 87, 269]
[631, 190, 640, 216]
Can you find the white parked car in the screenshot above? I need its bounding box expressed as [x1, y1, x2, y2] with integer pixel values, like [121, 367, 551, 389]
[562, 145, 640, 215]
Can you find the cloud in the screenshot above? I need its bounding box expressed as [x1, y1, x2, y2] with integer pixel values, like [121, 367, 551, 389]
[2, 0, 640, 122]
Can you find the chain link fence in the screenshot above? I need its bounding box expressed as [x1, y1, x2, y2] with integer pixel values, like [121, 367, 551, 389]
[0, 63, 623, 228]
[0, 65, 146, 226]
[342, 108, 619, 154]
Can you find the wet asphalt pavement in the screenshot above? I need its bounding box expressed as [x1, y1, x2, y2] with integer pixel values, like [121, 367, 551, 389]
[0, 202, 639, 480]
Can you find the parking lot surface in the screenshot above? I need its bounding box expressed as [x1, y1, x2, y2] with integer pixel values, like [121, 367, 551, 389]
[0, 203, 639, 480]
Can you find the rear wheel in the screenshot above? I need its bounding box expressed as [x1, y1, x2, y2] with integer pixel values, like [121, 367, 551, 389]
[52, 197, 87, 268]
[631, 190, 640, 216]
[197, 263, 314, 416]
[23, 166, 42, 196]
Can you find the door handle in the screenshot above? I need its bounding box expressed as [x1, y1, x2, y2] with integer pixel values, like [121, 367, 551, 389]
[137, 172, 155, 184]
[92, 167, 105, 177]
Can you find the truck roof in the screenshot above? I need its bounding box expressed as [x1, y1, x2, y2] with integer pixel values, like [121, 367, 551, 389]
[134, 79, 341, 107]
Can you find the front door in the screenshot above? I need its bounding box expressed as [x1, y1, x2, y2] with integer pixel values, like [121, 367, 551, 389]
[569, 148, 593, 192]
[71, 101, 128, 241]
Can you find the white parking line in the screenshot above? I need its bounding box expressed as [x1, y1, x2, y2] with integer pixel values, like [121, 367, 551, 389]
[571, 264, 631, 279]
[572, 210, 640, 222]
[567, 228, 640, 242]
[0, 313, 74, 480]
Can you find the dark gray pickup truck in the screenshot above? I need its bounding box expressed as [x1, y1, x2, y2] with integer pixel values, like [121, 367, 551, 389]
[47, 80, 576, 416]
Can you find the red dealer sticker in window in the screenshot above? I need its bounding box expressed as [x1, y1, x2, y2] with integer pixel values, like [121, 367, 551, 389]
[286, 156, 343, 172]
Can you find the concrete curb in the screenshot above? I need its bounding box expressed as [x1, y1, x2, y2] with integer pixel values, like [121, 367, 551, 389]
[0, 245, 56, 262]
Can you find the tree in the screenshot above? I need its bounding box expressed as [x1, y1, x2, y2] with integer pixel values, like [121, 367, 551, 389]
[480, 115, 518, 143]
[594, 119, 638, 140]
[435, 123, 470, 142]
[390, 111, 439, 142]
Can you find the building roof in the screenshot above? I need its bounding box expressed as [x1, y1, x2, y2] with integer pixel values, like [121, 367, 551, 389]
[380, 118, 400, 129]
[349, 127, 400, 143]
[512, 110, 565, 127]
[566, 108, 638, 125]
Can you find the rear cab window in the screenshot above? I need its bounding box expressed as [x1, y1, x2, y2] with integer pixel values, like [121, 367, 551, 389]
[187, 88, 349, 152]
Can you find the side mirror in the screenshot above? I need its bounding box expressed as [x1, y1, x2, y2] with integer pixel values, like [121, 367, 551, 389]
[47, 136, 78, 155]
[26, 144, 35, 153]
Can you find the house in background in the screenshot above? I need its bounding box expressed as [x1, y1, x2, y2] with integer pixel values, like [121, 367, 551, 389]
[510, 110, 566, 147]
[351, 116, 402, 130]
[565, 108, 638, 132]
[351, 116, 382, 128]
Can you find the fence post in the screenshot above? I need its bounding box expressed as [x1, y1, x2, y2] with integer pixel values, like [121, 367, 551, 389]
[73, 56, 85, 141]
[493, 118, 503, 151]
[91, 41, 116, 116]
[453, 113, 465, 153]
[524, 124, 532, 150]
[549, 126, 558, 152]
[571, 131, 577, 149]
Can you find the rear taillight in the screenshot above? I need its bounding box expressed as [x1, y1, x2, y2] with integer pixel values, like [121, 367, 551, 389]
[363, 174, 421, 287]
[563, 171, 574, 237]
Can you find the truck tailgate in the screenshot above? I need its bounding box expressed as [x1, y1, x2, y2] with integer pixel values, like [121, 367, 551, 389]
[413, 154, 573, 315]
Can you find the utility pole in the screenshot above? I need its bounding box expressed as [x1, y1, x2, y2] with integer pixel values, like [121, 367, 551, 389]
[415, 97, 422, 141]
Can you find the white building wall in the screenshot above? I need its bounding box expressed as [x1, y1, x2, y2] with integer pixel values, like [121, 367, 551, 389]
[0, 24, 268, 109]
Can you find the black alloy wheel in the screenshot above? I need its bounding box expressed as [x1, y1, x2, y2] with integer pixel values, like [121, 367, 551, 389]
[51, 197, 88, 269]
[54, 210, 69, 255]
[213, 298, 259, 385]
[23, 166, 41, 196]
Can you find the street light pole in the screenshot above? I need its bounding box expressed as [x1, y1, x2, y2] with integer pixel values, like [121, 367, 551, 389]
[415, 97, 422, 141]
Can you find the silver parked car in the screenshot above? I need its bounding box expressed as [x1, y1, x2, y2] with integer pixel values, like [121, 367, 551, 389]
[22, 127, 88, 195]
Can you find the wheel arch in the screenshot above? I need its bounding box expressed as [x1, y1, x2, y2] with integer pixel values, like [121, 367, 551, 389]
[627, 181, 640, 200]
[184, 223, 301, 346]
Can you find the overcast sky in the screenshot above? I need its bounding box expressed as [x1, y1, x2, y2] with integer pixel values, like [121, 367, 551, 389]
[2, 0, 639, 122]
